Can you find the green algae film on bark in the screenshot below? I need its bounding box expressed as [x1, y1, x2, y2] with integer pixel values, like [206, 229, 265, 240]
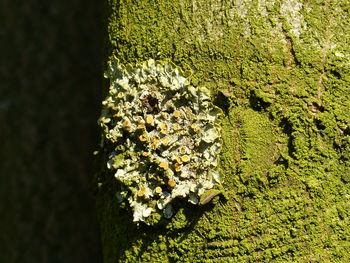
[97, 0, 350, 262]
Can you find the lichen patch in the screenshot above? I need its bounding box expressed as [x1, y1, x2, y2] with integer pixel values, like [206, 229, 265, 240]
[99, 58, 222, 224]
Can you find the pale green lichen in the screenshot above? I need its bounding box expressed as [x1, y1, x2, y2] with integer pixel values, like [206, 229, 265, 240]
[99, 58, 222, 224]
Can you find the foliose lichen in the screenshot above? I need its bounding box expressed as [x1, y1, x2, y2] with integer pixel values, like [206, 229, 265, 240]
[99, 57, 222, 224]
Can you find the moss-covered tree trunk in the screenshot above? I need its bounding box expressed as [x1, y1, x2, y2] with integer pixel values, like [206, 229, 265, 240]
[97, 0, 350, 262]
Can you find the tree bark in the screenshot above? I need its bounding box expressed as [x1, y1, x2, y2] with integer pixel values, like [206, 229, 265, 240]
[97, 0, 350, 262]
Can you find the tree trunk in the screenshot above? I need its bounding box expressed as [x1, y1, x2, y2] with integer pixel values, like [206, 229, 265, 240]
[97, 0, 350, 262]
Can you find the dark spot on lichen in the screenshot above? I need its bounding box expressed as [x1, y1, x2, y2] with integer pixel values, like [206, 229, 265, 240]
[141, 94, 160, 114]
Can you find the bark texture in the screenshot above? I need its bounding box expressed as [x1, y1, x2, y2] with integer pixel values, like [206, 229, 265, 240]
[97, 0, 350, 262]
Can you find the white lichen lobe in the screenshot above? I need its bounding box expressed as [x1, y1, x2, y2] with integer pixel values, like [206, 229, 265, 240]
[99, 57, 222, 224]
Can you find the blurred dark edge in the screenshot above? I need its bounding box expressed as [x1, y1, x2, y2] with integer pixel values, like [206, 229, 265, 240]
[0, 1, 105, 262]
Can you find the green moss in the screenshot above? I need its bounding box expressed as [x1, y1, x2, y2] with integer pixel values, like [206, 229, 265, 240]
[98, 0, 350, 262]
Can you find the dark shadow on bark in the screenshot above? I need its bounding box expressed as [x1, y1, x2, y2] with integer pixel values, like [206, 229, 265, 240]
[213, 91, 231, 115]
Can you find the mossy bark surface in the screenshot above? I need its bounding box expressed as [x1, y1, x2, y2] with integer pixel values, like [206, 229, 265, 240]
[97, 0, 350, 262]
